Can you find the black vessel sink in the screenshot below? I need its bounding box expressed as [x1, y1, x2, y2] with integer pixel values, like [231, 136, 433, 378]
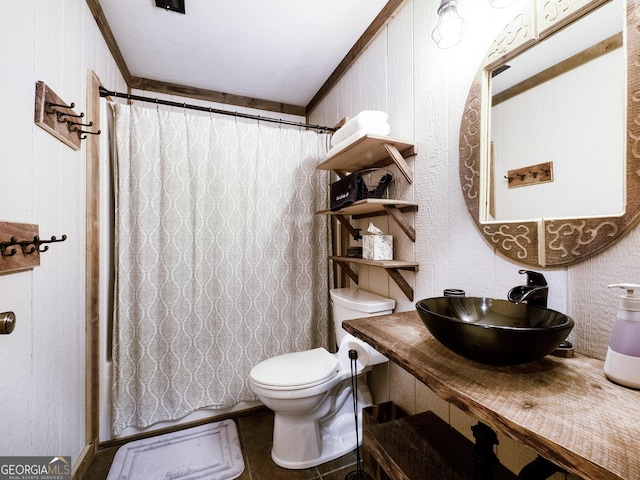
[415, 297, 574, 365]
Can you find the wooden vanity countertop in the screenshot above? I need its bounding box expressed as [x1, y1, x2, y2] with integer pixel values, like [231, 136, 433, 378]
[343, 311, 640, 480]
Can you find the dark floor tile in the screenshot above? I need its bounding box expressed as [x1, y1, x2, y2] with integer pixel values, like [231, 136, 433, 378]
[246, 445, 320, 480]
[81, 446, 119, 480]
[237, 409, 275, 452]
[235, 464, 252, 480]
[321, 465, 370, 480]
[315, 450, 358, 475]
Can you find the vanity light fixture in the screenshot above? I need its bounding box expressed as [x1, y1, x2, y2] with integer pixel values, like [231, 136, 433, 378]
[432, 0, 468, 49]
[488, 0, 519, 7]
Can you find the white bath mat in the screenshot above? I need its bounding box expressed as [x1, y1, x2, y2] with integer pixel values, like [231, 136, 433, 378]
[107, 420, 244, 480]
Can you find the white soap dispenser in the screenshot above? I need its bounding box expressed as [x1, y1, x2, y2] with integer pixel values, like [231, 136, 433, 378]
[604, 283, 640, 389]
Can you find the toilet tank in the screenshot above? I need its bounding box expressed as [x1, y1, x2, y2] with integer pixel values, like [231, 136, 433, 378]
[330, 287, 395, 345]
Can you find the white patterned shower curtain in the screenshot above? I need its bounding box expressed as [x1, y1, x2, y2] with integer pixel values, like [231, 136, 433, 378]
[110, 103, 331, 435]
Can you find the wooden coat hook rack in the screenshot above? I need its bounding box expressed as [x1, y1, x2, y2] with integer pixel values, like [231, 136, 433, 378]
[0, 221, 67, 274]
[34, 81, 100, 150]
[0, 235, 67, 257]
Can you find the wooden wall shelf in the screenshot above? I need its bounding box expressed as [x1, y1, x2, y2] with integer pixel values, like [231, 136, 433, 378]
[317, 200, 418, 241]
[317, 199, 418, 217]
[317, 135, 416, 184]
[329, 256, 417, 301]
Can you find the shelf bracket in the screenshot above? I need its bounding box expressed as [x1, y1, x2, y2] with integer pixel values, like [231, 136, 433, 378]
[385, 268, 414, 301]
[383, 205, 416, 242]
[334, 260, 359, 284]
[382, 142, 413, 184]
[334, 214, 362, 240]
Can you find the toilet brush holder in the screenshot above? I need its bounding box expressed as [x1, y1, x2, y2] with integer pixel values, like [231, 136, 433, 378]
[345, 349, 373, 480]
[345, 470, 373, 480]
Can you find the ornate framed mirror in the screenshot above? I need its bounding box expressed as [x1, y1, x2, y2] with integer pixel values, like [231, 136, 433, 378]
[459, 0, 640, 266]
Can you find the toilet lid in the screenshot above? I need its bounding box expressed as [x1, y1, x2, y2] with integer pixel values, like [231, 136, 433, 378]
[250, 348, 339, 388]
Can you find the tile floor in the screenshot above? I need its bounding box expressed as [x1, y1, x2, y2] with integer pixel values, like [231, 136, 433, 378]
[82, 408, 362, 480]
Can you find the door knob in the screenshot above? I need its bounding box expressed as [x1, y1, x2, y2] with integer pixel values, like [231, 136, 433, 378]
[0, 312, 16, 334]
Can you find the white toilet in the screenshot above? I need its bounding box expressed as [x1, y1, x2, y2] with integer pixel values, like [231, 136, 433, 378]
[249, 287, 395, 469]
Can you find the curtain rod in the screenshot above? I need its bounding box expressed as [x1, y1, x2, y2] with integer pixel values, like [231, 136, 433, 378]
[98, 86, 337, 133]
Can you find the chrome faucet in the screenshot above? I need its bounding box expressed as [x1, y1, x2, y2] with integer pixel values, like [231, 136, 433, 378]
[507, 270, 548, 308]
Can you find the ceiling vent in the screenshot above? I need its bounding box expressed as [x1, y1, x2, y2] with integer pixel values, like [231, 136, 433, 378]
[155, 0, 185, 14]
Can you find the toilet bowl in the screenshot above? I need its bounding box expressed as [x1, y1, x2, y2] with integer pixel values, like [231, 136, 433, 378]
[249, 287, 395, 469]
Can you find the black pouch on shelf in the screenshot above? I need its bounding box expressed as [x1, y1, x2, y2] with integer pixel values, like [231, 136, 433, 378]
[330, 169, 394, 211]
[330, 173, 366, 211]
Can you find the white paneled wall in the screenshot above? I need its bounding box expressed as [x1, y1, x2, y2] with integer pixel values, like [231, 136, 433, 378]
[0, 0, 125, 466]
[308, 0, 631, 477]
[492, 49, 624, 220]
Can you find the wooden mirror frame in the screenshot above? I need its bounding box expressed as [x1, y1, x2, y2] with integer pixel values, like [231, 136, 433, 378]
[459, 0, 640, 266]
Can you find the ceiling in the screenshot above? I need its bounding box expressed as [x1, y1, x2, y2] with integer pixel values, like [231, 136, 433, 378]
[93, 0, 393, 114]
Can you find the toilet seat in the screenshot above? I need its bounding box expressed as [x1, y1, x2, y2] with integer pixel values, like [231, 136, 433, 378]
[250, 348, 339, 390]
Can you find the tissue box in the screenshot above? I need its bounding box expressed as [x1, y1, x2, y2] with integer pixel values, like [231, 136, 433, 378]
[362, 235, 393, 260]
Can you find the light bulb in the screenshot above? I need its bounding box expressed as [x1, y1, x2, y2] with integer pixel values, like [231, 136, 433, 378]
[432, 0, 468, 49]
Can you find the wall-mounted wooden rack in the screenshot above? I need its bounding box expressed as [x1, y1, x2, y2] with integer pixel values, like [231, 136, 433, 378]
[34, 81, 100, 150]
[316, 135, 418, 300]
[507, 161, 554, 188]
[0, 221, 67, 274]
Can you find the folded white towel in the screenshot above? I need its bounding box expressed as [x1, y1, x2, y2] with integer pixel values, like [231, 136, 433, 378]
[331, 111, 390, 147]
[326, 128, 370, 158]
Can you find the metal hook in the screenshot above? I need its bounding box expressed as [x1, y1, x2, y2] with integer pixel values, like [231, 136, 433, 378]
[56, 111, 84, 123]
[44, 101, 75, 114]
[78, 130, 101, 140]
[21, 241, 37, 255]
[0, 237, 18, 257]
[67, 120, 94, 131]
[31, 235, 67, 253]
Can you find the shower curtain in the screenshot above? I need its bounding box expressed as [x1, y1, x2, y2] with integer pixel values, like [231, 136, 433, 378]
[110, 103, 331, 435]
